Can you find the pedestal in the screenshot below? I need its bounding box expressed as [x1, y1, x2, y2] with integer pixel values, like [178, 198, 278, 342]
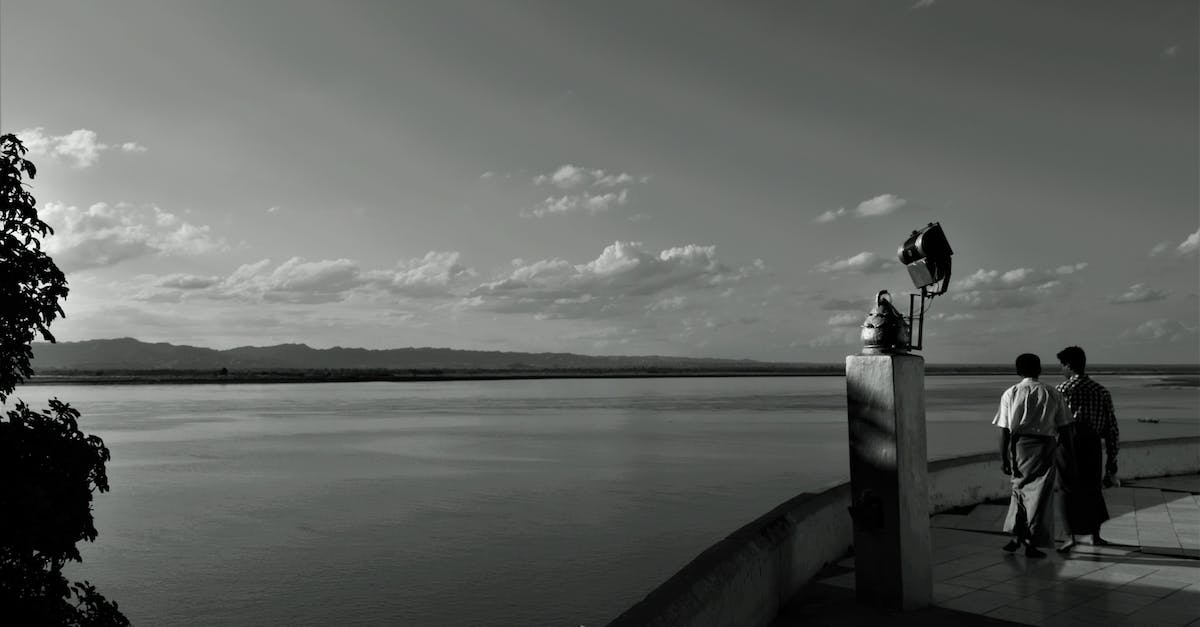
[845, 353, 932, 610]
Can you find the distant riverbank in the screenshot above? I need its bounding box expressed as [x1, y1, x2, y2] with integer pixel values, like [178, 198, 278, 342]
[23, 365, 1200, 386]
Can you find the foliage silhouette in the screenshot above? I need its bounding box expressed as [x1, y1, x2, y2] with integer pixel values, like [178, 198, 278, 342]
[0, 133, 129, 625]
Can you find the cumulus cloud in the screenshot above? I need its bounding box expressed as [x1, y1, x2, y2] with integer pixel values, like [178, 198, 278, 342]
[1149, 229, 1198, 257]
[815, 208, 846, 224]
[814, 251, 894, 274]
[16, 127, 145, 167]
[522, 189, 629, 218]
[855, 194, 907, 217]
[912, 0, 935, 8]
[648, 295, 688, 312]
[140, 251, 476, 304]
[1120, 318, 1197, 343]
[821, 297, 865, 311]
[816, 193, 907, 223]
[365, 251, 475, 297]
[1178, 230, 1199, 256]
[533, 164, 589, 189]
[929, 312, 975, 322]
[1054, 262, 1088, 275]
[218, 257, 364, 304]
[465, 241, 765, 319]
[1163, 45, 1178, 58]
[525, 164, 650, 218]
[1108, 284, 1170, 305]
[826, 312, 862, 327]
[157, 274, 220, 289]
[951, 264, 1086, 309]
[40, 202, 224, 271]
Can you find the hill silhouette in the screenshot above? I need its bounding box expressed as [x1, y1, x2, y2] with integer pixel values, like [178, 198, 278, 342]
[29, 338, 780, 372]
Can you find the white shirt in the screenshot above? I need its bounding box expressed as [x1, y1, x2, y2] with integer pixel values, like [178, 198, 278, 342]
[991, 377, 1071, 436]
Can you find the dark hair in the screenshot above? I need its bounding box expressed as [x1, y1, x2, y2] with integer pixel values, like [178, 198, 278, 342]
[1056, 346, 1086, 372]
[1015, 353, 1041, 378]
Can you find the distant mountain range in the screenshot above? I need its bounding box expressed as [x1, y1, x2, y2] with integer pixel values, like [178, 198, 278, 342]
[29, 338, 780, 372]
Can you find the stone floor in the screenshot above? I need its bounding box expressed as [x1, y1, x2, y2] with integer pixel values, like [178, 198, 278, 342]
[777, 475, 1200, 626]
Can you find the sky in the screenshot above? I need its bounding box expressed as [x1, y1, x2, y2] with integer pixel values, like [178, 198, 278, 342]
[1, 0, 1197, 363]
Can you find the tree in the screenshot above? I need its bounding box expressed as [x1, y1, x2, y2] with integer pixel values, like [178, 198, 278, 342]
[0, 133, 129, 625]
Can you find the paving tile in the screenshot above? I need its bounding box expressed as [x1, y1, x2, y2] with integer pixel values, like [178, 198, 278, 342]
[931, 582, 975, 603]
[1082, 589, 1164, 615]
[936, 589, 1022, 614]
[940, 573, 1004, 590]
[1005, 590, 1091, 615]
[1116, 575, 1195, 598]
[1048, 604, 1137, 625]
[1132, 601, 1200, 626]
[984, 577, 1054, 597]
[984, 604, 1045, 625]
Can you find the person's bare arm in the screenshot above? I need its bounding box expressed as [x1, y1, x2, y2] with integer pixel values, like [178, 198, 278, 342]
[1000, 428, 1012, 476]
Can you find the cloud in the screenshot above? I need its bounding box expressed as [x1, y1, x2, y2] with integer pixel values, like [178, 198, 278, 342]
[854, 194, 906, 217]
[40, 202, 225, 271]
[465, 241, 765, 319]
[533, 164, 587, 189]
[1053, 262, 1088, 275]
[1108, 284, 1170, 304]
[826, 312, 862, 327]
[1150, 229, 1198, 257]
[821, 297, 865, 311]
[15, 127, 145, 167]
[157, 274, 220, 289]
[219, 257, 365, 304]
[648, 295, 689, 312]
[951, 264, 1086, 309]
[814, 251, 894, 274]
[816, 193, 907, 223]
[1120, 318, 1197, 343]
[266, 206, 282, 213]
[135, 251, 474, 304]
[1163, 45, 1178, 58]
[525, 164, 651, 218]
[365, 251, 475, 297]
[911, 0, 935, 8]
[815, 208, 846, 224]
[809, 328, 860, 347]
[522, 189, 629, 218]
[1178, 230, 1199, 256]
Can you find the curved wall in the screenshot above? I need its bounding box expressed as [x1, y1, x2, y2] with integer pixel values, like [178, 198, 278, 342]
[607, 436, 1200, 627]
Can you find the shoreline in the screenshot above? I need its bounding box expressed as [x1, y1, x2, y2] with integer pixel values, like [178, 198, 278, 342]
[20, 368, 1200, 386]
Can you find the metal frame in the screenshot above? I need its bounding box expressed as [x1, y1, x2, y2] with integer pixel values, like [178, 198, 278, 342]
[906, 287, 929, 351]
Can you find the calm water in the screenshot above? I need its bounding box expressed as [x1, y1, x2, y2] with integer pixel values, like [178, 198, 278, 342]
[11, 375, 1195, 626]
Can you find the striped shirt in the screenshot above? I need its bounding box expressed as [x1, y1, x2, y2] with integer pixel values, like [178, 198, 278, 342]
[1057, 374, 1120, 466]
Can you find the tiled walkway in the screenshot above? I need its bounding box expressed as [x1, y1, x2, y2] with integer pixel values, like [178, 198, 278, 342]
[780, 475, 1200, 626]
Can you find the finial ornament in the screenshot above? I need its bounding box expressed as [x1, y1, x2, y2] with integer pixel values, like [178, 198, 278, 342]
[861, 290, 910, 354]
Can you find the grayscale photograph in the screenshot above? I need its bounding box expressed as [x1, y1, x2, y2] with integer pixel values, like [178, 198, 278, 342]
[1, 1, 1197, 626]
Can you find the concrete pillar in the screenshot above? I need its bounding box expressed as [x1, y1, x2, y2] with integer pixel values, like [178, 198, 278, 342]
[845, 353, 932, 610]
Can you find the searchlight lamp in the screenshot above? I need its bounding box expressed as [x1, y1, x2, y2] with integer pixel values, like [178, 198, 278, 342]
[861, 222, 954, 354]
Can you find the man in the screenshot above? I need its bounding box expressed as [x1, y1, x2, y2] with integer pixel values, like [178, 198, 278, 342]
[993, 353, 1072, 558]
[1055, 345, 1119, 553]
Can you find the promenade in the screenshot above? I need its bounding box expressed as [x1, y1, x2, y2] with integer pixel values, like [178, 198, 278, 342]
[776, 474, 1200, 626]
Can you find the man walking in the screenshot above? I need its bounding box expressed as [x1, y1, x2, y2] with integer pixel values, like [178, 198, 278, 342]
[1056, 345, 1119, 553]
[993, 353, 1072, 558]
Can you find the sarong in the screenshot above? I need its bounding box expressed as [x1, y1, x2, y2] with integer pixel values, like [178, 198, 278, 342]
[1056, 433, 1110, 535]
[1004, 435, 1057, 547]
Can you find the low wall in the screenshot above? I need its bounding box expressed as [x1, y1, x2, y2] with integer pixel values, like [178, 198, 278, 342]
[607, 436, 1200, 627]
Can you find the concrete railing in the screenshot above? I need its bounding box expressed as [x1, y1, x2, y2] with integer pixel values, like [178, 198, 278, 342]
[607, 436, 1200, 627]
